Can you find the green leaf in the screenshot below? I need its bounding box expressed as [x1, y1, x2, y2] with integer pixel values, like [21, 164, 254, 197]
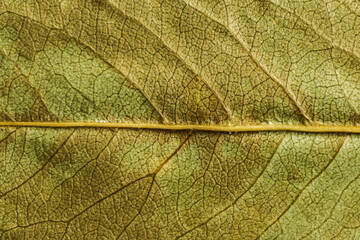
[1, 0, 360, 239]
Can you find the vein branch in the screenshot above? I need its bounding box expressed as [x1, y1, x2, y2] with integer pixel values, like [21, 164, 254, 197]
[106, 1, 233, 119]
[256, 136, 348, 239]
[183, 2, 314, 125]
[269, 0, 360, 61]
[176, 132, 287, 239]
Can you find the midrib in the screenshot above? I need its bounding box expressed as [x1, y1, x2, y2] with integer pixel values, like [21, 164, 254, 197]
[1, 122, 360, 133]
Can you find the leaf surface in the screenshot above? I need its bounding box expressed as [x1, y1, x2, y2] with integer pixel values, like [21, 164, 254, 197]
[0, 0, 360, 239]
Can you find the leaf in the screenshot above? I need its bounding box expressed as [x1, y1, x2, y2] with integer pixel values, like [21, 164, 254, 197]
[0, 0, 360, 239]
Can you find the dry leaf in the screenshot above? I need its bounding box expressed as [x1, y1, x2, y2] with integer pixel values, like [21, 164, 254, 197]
[1, 0, 360, 239]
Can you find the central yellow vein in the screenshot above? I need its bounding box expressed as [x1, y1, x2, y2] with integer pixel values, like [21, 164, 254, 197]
[1, 121, 360, 133]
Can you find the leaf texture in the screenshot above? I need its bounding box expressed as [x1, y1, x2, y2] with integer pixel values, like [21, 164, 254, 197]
[0, 0, 360, 239]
